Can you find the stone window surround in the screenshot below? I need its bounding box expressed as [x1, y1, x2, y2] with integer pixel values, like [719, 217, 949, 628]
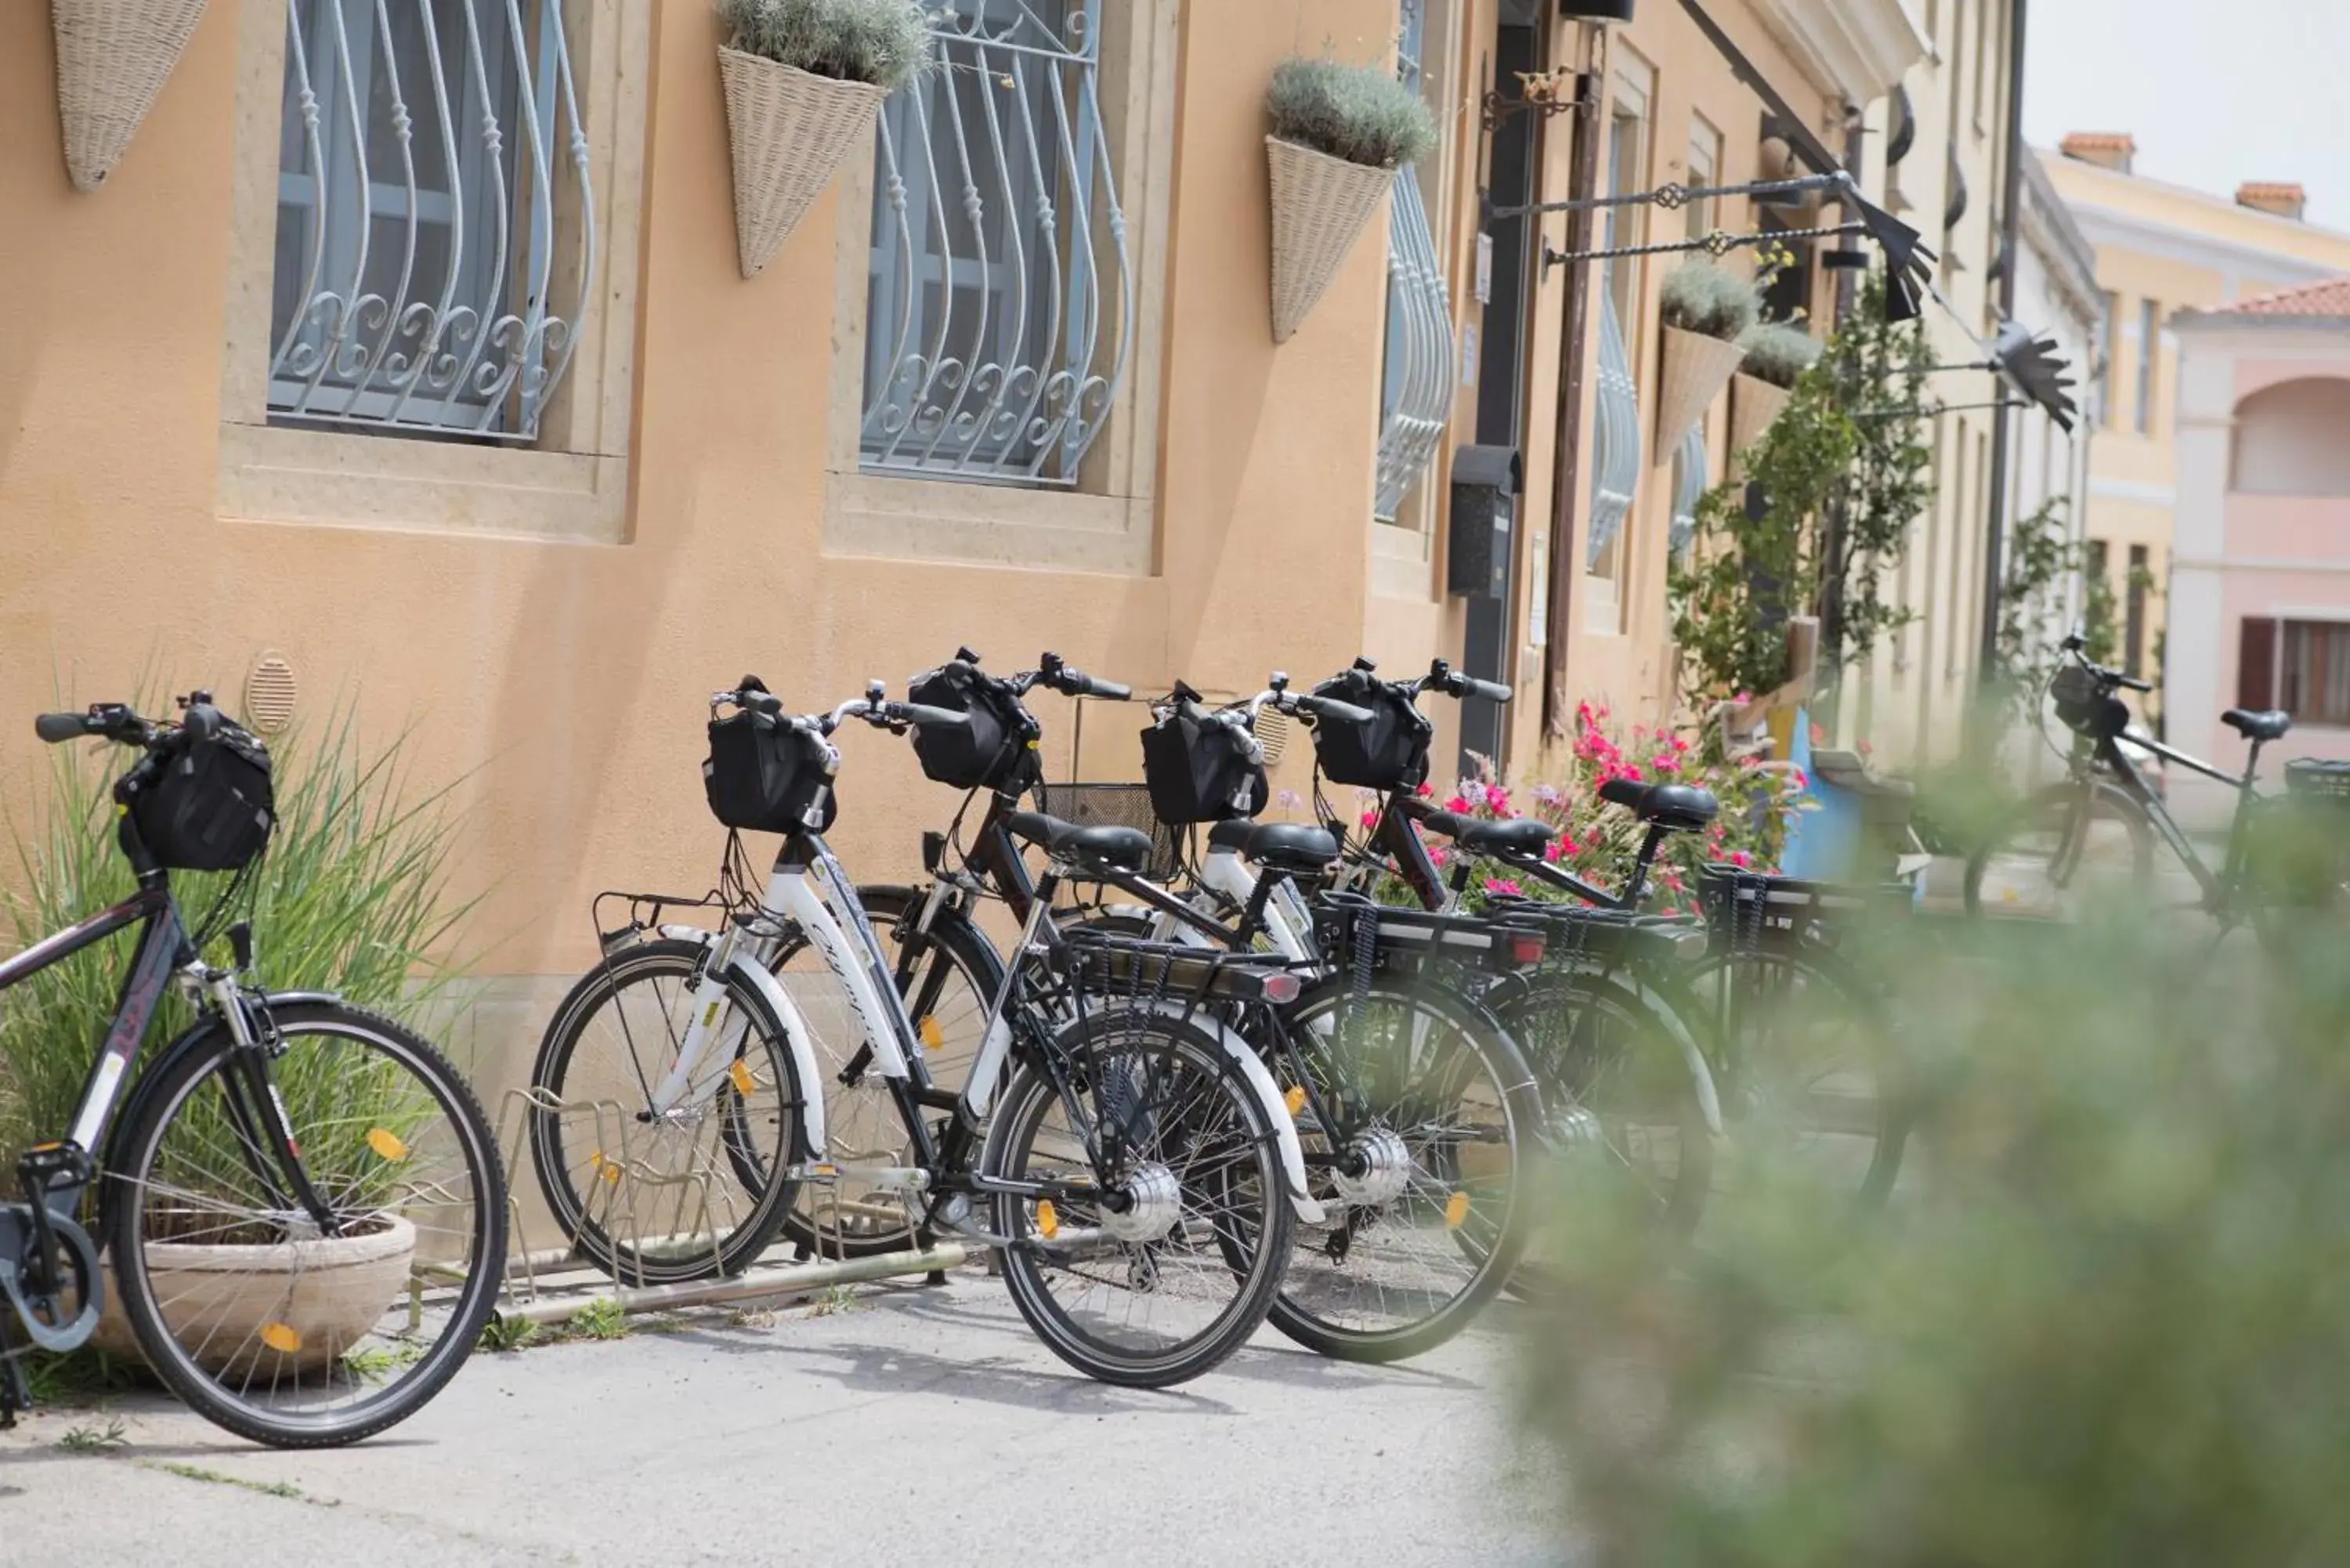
[819, 0, 1180, 576]
[213, 2, 645, 544]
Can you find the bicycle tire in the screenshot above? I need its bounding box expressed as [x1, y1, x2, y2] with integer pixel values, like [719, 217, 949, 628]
[1964, 780, 2154, 919]
[1679, 941, 1908, 1204]
[988, 1009, 1293, 1387]
[1262, 974, 1538, 1364]
[528, 940, 808, 1284]
[106, 1003, 505, 1448]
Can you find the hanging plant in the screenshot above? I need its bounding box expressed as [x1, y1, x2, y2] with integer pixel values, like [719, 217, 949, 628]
[1655, 262, 1759, 449]
[1264, 57, 1437, 343]
[714, 0, 931, 280]
[1730, 320, 1821, 457]
[51, 0, 211, 193]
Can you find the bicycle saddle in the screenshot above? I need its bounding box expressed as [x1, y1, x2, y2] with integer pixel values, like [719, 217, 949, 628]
[1415, 811, 1556, 860]
[1004, 810, 1155, 873]
[1205, 818, 1340, 870]
[2222, 707, 2291, 742]
[1597, 778, 1719, 832]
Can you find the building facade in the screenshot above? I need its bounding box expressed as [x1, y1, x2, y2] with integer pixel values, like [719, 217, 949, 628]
[2041, 136, 2350, 732]
[2168, 280, 2350, 826]
[2, 0, 2006, 1084]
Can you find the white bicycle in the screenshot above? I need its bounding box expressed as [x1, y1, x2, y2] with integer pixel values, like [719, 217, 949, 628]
[527, 677, 1317, 1386]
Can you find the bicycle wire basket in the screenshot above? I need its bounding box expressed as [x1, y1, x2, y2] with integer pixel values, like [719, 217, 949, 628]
[1697, 869, 1914, 958]
[1034, 782, 1185, 883]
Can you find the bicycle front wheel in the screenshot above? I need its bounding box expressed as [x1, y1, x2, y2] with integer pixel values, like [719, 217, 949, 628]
[989, 1010, 1292, 1387]
[1965, 781, 2153, 920]
[1267, 976, 1535, 1363]
[105, 1003, 505, 1448]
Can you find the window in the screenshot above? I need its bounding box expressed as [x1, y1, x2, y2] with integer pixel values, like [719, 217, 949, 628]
[1684, 117, 1720, 243]
[2280, 621, 2350, 727]
[2095, 291, 2117, 426]
[1374, 0, 1455, 525]
[860, 0, 1130, 486]
[2135, 298, 2159, 435]
[2125, 544, 2149, 677]
[1585, 63, 1652, 632]
[266, 0, 591, 443]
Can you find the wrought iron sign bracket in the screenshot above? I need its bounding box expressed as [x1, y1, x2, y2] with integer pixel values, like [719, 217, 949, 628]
[1480, 68, 1592, 132]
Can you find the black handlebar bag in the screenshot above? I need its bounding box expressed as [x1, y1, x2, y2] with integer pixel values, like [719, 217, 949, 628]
[2050, 664, 2130, 739]
[1308, 672, 1433, 790]
[906, 662, 1036, 793]
[705, 710, 837, 834]
[1141, 705, 1268, 824]
[132, 724, 276, 872]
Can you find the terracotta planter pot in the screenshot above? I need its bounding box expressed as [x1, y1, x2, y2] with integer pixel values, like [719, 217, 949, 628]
[1730, 373, 1795, 468]
[51, 0, 210, 193]
[1266, 136, 1394, 344]
[719, 47, 890, 280]
[1654, 325, 1746, 451]
[92, 1213, 416, 1375]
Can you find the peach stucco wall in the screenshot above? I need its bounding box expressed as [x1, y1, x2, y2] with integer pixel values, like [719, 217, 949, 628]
[0, 0, 1405, 999]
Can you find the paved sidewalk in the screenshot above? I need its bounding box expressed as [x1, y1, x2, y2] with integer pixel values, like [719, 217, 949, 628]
[0, 1272, 1550, 1566]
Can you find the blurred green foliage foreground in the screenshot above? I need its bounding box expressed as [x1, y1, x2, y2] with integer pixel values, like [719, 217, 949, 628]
[1520, 900, 2350, 1567]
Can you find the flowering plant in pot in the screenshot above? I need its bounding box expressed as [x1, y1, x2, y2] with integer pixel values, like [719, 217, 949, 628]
[715, 0, 932, 278]
[1264, 57, 1437, 343]
[1655, 262, 1760, 450]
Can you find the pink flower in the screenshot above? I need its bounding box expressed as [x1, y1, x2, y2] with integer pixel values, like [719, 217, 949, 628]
[1358, 808, 1379, 829]
[1729, 850, 1751, 869]
[1558, 833, 1582, 855]
[1791, 767, 1810, 789]
[1623, 764, 1644, 782]
[1738, 754, 1760, 769]
[1430, 847, 1450, 869]
[1660, 905, 1681, 916]
[1276, 788, 1302, 811]
[1483, 878, 1523, 898]
[1415, 782, 1435, 798]
[1653, 755, 1679, 775]
[1484, 784, 1510, 814]
[1671, 735, 1692, 753]
[1443, 794, 1473, 815]
[1809, 721, 1824, 744]
[1858, 740, 1874, 757]
[1543, 839, 1564, 862]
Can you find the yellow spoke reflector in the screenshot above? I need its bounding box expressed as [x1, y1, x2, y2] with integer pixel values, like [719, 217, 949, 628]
[260, 1323, 302, 1355]
[366, 1127, 410, 1162]
[1444, 1190, 1471, 1230]
[918, 1015, 945, 1053]
[1035, 1199, 1059, 1240]
[728, 1057, 757, 1097]
[1282, 1086, 1307, 1118]
[591, 1150, 621, 1186]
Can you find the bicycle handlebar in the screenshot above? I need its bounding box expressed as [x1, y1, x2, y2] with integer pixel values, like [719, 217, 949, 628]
[2057, 637, 2154, 694]
[1031, 650, 1130, 702]
[34, 711, 94, 743]
[34, 695, 225, 749]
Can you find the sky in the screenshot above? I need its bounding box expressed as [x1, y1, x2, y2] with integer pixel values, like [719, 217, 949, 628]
[2022, 0, 2350, 232]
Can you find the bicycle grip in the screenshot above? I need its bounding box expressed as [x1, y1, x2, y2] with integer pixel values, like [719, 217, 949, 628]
[1079, 674, 1132, 701]
[899, 703, 969, 729]
[2116, 673, 2154, 694]
[34, 712, 89, 743]
[1300, 695, 1376, 725]
[1462, 677, 1513, 703]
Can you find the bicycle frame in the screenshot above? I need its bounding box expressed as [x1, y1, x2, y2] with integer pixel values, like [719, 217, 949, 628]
[2088, 725, 2265, 912]
[0, 887, 185, 1202]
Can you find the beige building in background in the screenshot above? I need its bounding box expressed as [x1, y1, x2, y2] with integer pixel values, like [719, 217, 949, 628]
[2041, 134, 2350, 729]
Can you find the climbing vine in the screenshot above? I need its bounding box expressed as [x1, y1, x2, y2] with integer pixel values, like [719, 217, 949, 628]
[1990, 497, 2080, 719]
[1669, 270, 1936, 704]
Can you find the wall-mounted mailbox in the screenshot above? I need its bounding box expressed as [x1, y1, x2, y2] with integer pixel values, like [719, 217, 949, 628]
[1448, 444, 1521, 600]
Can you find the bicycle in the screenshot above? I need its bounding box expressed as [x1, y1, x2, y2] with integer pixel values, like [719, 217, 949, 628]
[0, 695, 504, 1447]
[1965, 633, 2313, 930]
[527, 676, 1305, 1387]
[861, 654, 1549, 1364]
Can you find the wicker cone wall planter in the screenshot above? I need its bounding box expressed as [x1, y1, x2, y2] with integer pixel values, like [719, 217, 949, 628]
[1730, 373, 1795, 464]
[1267, 136, 1393, 344]
[51, 0, 210, 193]
[720, 47, 889, 280]
[1654, 325, 1747, 451]
[90, 1214, 417, 1375]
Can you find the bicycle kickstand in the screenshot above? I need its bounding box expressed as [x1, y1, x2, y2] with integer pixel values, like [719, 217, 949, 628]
[0, 1323, 30, 1431]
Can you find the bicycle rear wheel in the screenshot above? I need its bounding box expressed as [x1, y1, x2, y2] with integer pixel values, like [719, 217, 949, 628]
[106, 1003, 504, 1447]
[1965, 782, 2153, 920]
[1264, 976, 1535, 1363]
[988, 1010, 1292, 1387]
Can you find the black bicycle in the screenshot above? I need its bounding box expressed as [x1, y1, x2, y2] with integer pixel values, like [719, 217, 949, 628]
[0, 696, 504, 1447]
[1963, 633, 2342, 932]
